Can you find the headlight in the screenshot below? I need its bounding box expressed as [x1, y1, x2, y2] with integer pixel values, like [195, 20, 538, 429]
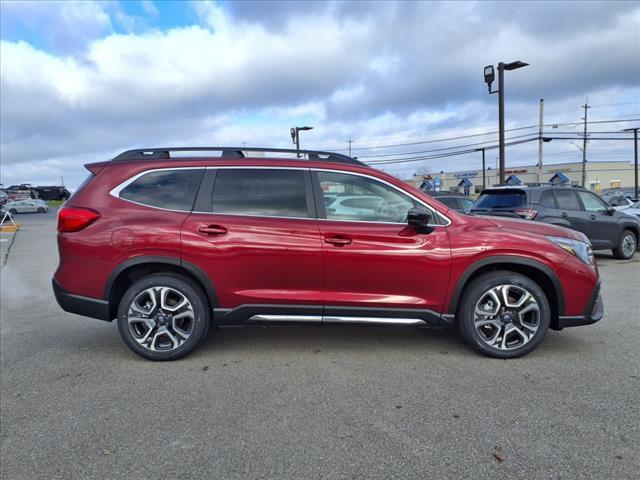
[546, 236, 594, 266]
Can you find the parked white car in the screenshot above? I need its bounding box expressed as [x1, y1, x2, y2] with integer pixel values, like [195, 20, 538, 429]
[622, 201, 640, 219]
[4, 199, 49, 214]
[605, 195, 634, 211]
[326, 195, 383, 217]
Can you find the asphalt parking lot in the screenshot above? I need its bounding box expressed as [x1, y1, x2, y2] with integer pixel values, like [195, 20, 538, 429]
[1, 210, 639, 480]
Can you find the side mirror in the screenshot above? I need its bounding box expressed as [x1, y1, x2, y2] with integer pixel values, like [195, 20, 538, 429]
[407, 206, 433, 233]
[606, 206, 615, 215]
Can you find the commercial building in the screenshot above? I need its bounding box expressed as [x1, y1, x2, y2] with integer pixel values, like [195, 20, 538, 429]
[407, 160, 636, 195]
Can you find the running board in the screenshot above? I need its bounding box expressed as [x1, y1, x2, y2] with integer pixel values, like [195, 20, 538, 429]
[248, 314, 427, 325]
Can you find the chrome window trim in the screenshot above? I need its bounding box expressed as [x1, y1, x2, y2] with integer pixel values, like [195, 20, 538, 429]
[108, 165, 452, 226]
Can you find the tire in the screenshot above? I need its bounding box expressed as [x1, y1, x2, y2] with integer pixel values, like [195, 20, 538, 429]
[612, 229, 637, 260]
[9, 208, 17, 214]
[37, 207, 45, 213]
[457, 271, 551, 359]
[117, 273, 210, 361]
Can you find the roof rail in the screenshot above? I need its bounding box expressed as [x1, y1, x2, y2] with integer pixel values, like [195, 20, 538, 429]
[111, 147, 367, 167]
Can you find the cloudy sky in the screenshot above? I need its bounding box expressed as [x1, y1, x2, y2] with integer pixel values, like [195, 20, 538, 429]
[1, 0, 638, 187]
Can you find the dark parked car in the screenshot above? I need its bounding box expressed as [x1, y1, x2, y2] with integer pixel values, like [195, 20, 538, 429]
[471, 185, 639, 260]
[424, 190, 474, 212]
[54, 147, 603, 361]
[33, 186, 71, 201]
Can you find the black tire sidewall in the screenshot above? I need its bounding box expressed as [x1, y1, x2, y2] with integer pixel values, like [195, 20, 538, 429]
[457, 271, 551, 359]
[117, 274, 210, 361]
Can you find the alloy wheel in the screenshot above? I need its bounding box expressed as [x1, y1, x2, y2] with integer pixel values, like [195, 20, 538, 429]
[127, 286, 194, 352]
[473, 284, 540, 351]
[621, 233, 636, 258]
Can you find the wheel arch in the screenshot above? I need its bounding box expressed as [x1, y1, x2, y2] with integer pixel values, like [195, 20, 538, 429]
[448, 256, 564, 329]
[104, 256, 219, 320]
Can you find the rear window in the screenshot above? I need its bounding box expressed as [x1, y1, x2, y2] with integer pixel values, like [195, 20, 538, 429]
[474, 190, 527, 209]
[119, 168, 205, 211]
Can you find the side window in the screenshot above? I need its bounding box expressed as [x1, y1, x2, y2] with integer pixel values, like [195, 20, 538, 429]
[119, 169, 205, 211]
[539, 190, 557, 208]
[212, 169, 309, 218]
[577, 191, 607, 212]
[554, 190, 581, 211]
[316, 171, 415, 223]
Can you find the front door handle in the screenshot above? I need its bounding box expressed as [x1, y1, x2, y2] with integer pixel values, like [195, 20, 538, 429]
[590, 214, 597, 220]
[324, 236, 352, 246]
[561, 212, 568, 218]
[198, 225, 227, 235]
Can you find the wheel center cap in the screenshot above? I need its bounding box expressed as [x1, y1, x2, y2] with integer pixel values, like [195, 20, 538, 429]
[502, 313, 513, 323]
[156, 313, 167, 325]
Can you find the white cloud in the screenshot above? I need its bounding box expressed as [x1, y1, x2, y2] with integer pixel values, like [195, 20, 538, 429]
[0, 0, 638, 186]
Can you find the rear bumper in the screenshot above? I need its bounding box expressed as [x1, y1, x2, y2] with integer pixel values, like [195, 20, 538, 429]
[556, 281, 603, 329]
[52, 278, 112, 322]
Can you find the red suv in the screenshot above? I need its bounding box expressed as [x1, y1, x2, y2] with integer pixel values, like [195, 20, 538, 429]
[53, 147, 603, 361]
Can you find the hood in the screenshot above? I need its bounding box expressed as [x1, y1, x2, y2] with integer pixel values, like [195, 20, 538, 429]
[478, 215, 589, 244]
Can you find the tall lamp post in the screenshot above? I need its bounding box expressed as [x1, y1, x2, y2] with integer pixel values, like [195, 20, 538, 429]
[483, 60, 529, 184]
[623, 127, 639, 200]
[290, 126, 313, 158]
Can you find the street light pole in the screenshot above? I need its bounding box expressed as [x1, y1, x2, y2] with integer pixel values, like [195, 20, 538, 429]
[624, 127, 639, 200]
[484, 60, 529, 185]
[498, 63, 505, 184]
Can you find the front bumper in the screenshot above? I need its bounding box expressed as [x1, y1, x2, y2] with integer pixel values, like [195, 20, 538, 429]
[52, 278, 112, 321]
[556, 281, 604, 329]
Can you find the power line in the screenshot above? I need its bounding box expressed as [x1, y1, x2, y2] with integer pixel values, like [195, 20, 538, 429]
[344, 118, 639, 152]
[363, 136, 636, 166]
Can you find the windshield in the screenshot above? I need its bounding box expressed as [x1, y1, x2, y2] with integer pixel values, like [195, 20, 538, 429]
[473, 190, 527, 210]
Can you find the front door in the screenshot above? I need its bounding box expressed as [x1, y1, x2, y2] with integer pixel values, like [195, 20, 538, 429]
[181, 167, 324, 321]
[312, 170, 451, 322]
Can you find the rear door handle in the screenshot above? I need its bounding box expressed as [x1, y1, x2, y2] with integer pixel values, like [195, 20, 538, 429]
[324, 236, 352, 246]
[590, 214, 597, 220]
[198, 225, 227, 235]
[561, 212, 568, 218]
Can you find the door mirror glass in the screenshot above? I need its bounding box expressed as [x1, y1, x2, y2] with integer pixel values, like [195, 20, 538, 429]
[407, 206, 433, 233]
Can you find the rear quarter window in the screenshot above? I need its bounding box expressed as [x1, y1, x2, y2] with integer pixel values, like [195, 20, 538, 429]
[119, 169, 205, 211]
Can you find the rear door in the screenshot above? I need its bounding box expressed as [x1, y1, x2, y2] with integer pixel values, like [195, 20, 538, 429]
[576, 190, 618, 248]
[181, 167, 324, 318]
[552, 189, 589, 236]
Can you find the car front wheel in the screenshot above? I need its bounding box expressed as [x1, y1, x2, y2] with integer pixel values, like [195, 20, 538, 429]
[457, 271, 550, 358]
[612, 230, 637, 260]
[117, 274, 210, 361]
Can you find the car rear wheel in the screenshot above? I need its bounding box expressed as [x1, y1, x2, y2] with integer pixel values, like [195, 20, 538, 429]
[117, 274, 210, 361]
[457, 271, 550, 358]
[37, 207, 45, 213]
[9, 208, 17, 214]
[612, 230, 636, 260]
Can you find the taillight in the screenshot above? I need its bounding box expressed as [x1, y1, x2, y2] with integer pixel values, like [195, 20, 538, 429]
[57, 206, 100, 232]
[514, 208, 538, 220]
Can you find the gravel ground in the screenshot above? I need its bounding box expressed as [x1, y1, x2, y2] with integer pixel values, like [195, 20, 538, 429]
[1, 211, 639, 479]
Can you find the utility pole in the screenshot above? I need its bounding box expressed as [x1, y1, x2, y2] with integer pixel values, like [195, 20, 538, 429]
[475, 148, 486, 189]
[537, 98, 544, 182]
[581, 98, 590, 187]
[347, 138, 353, 157]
